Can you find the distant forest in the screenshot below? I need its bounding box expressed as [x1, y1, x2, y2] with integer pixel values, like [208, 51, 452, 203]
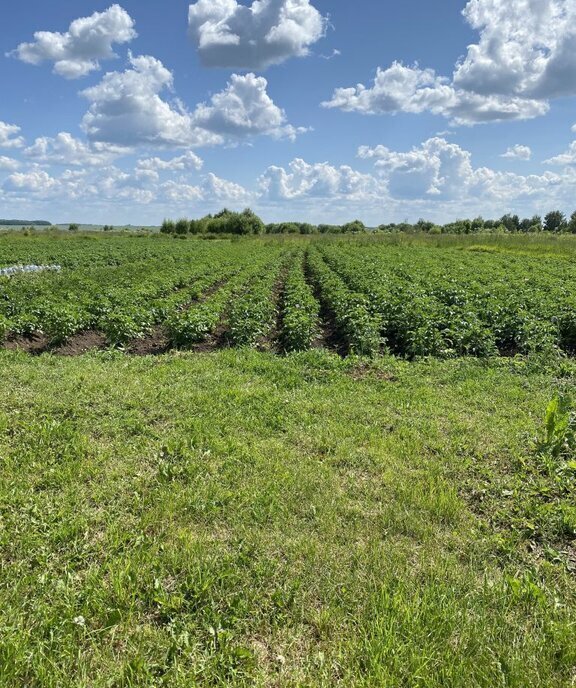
[0, 219, 52, 226]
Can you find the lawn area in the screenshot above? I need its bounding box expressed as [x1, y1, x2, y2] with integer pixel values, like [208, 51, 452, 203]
[0, 348, 574, 686]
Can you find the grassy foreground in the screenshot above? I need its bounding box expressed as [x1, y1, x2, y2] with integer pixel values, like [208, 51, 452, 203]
[0, 349, 574, 687]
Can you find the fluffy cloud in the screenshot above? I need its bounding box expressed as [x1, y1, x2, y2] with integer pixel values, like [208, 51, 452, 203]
[4, 167, 60, 194]
[259, 158, 382, 200]
[8, 5, 136, 79]
[324, 0, 576, 125]
[454, 0, 576, 100]
[202, 172, 251, 202]
[3, 157, 251, 210]
[81, 55, 303, 149]
[0, 156, 20, 171]
[191, 73, 305, 140]
[545, 141, 576, 165]
[24, 132, 118, 166]
[81, 53, 212, 148]
[501, 144, 532, 160]
[323, 62, 549, 125]
[359, 137, 563, 204]
[137, 151, 203, 173]
[158, 175, 251, 204]
[0, 121, 25, 149]
[188, 0, 326, 70]
[359, 137, 476, 200]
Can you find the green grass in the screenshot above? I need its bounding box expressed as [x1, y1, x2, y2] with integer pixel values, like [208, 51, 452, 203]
[0, 348, 574, 686]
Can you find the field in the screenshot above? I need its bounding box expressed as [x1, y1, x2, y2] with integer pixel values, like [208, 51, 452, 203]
[3, 232, 576, 358]
[0, 232, 575, 686]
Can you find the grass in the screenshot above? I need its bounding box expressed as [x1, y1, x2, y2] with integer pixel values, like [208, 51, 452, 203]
[0, 348, 574, 686]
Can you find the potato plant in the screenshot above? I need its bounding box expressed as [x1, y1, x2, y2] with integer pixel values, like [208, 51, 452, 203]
[280, 253, 320, 352]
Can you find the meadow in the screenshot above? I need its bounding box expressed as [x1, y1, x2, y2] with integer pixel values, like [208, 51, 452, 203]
[0, 231, 575, 686]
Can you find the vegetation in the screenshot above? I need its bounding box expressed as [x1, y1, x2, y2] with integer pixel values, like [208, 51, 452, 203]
[161, 209, 265, 236]
[160, 208, 576, 236]
[3, 232, 576, 357]
[0, 218, 51, 226]
[1, 231, 576, 685]
[0, 348, 575, 686]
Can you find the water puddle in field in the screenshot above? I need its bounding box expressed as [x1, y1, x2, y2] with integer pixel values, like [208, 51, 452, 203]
[0, 264, 61, 277]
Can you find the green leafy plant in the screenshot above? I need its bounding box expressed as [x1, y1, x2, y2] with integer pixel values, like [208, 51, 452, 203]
[538, 394, 576, 459]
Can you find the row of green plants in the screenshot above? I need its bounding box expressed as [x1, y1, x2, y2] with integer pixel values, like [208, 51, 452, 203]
[318, 241, 576, 358]
[5, 233, 576, 359]
[166, 248, 285, 348]
[0, 240, 278, 346]
[280, 253, 321, 352]
[306, 247, 382, 356]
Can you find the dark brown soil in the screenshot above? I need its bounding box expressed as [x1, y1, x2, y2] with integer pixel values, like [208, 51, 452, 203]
[263, 263, 291, 353]
[126, 326, 171, 356]
[52, 331, 108, 356]
[4, 333, 50, 355]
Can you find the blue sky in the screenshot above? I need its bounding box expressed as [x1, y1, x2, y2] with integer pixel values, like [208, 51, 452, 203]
[1, 0, 575, 225]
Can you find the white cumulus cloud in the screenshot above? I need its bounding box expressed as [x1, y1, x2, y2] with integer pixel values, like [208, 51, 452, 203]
[359, 137, 563, 205]
[81, 53, 219, 149]
[8, 5, 137, 79]
[323, 62, 549, 125]
[259, 158, 382, 200]
[0, 156, 20, 171]
[359, 137, 476, 200]
[0, 121, 25, 149]
[24, 132, 119, 166]
[4, 167, 60, 194]
[191, 72, 306, 140]
[188, 0, 326, 70]
[81, 55, 305, 149]
[545, 141, 576, 165]
[501, 144, 532, 160]
[202, 172, 252, 202]
[454, 0, 576, 100]
[324, 0, 576, 125]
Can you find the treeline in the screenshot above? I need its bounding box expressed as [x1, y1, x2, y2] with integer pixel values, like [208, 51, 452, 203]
[378, 211, 576, 234]
[161, 209, 265, 235]
[160, 208, 576, 236]
[161, 209, 368, 236]
[0, 219, 52, 226]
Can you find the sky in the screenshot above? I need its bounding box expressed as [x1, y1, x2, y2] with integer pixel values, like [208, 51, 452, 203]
[1, 0, 576, 226]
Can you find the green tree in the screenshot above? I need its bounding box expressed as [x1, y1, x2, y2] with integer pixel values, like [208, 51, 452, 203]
[568, 211, 576, 234]
[160, 219, 175, 234]
[342, 219, 366, 233]
[544, 210, 567, 232]
[174, 218, 190, 235]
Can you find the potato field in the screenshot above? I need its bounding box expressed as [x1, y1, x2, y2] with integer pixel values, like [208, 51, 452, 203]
[2, 233, 576, 358]
[1, 231, 576, 687]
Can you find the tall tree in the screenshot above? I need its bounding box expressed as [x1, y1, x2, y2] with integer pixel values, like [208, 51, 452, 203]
[544, 210, 567, 232]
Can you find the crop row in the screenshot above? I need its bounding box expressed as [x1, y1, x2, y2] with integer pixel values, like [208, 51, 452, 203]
[280, 252, 320, 352]
[4, 233, 576, 359]
[318, 242, 576, 357]
[306, 247, 382, 355]
[166, 250, 286, 348]
[0, 241, 285, 346]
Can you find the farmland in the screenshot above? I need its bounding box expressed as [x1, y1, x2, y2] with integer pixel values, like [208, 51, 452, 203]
[3, 232, 576, 358]
[0, 231, 575, 686]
